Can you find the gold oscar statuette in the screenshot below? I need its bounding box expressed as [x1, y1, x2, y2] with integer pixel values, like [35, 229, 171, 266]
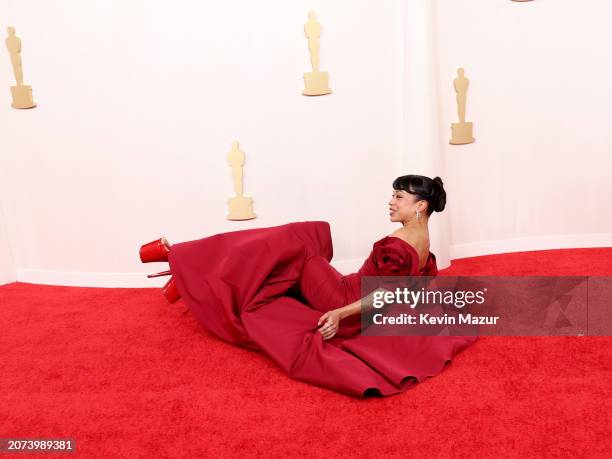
[226, 140, 256, 221]
[450, 68, 475, 145]
[5, 26, 36, 109]
[302, 11, 331, 96]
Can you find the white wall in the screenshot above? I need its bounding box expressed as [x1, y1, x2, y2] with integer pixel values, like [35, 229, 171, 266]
[434, 0, 612, 258]
[1, 0, 404, 286]
[0, 201, 16, 285]
[2, 0, 611, 287]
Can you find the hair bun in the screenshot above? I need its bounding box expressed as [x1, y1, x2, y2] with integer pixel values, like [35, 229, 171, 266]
[431, 177, 446, 212]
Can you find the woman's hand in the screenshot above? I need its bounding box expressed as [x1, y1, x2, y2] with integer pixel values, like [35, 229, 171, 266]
[317, 310, 341, 340]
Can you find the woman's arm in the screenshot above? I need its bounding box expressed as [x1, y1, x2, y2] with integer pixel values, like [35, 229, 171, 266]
[317, 287, 387, 340]
[336, 287, 387, 320]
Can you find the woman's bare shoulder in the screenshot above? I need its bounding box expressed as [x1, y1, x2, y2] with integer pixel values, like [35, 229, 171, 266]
[389, 228, 406, 237]
[389, 228, 414, 244]
[389, 229, 429, 252]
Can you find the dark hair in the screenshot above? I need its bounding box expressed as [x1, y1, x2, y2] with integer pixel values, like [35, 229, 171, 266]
[392, 175, 446, 216]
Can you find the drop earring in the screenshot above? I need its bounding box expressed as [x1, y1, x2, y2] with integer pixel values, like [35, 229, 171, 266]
[416, 210, 421, 220]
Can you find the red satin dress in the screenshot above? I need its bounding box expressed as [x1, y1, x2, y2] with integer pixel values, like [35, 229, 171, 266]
[168, 221, 477, 397]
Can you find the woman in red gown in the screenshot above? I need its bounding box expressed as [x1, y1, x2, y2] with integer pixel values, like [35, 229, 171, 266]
[140, 175, 477, 397]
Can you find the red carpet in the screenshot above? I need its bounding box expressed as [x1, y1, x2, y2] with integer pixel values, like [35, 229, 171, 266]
[1, 248, 611, 457]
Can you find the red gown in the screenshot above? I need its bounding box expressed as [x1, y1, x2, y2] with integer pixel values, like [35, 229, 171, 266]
[168, 221, 477, 397]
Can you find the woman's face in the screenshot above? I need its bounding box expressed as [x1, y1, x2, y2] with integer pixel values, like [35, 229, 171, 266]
[388, 189, 424, 222]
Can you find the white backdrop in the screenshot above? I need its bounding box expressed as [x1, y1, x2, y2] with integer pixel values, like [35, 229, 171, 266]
[1, 0, 611, 287]
[435, 0, 612, 258]
[0, 0, 404, 286]
[0, 201, 14, 282]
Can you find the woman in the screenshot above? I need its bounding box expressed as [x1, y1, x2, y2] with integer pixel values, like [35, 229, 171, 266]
[139, 175, 477, 397]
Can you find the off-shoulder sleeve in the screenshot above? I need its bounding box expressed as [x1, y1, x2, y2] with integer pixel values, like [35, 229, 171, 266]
[371, 239, 413, 276]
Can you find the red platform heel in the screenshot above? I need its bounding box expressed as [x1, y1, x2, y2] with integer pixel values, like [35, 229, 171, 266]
[139, 237, 171, 263]
[139, 237, 181, 303]
[162, 277, 181, 304]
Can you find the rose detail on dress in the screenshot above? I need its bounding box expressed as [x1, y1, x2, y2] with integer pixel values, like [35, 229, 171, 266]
[372, 243, 411, 276]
